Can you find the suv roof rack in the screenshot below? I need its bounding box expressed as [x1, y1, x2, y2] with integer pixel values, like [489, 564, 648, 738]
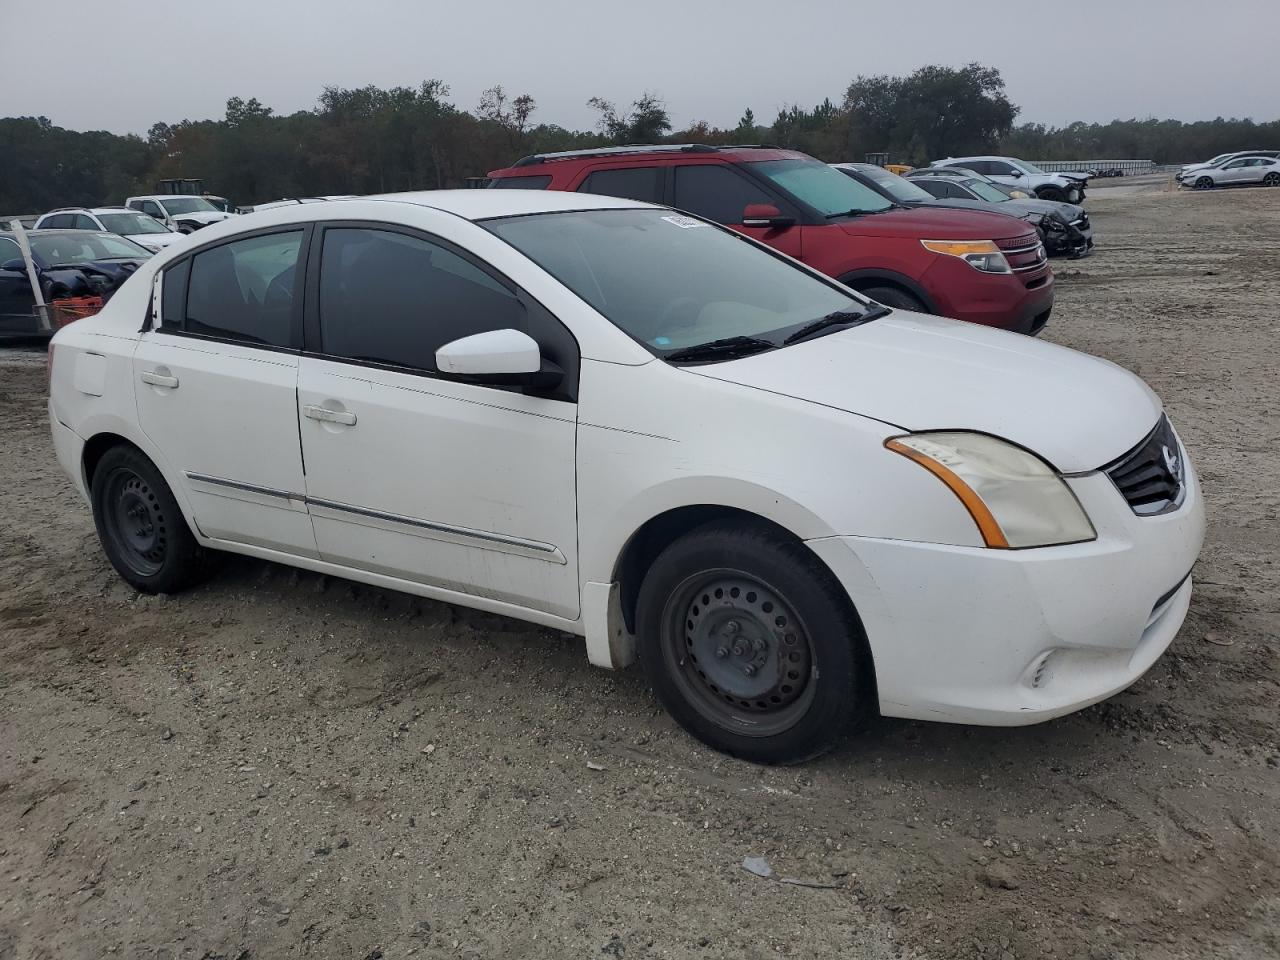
[510, 143, 780, 168]
[48, 206, 90, 213]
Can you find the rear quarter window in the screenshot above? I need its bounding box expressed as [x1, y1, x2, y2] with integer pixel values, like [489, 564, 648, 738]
[490, 175, 552, 190]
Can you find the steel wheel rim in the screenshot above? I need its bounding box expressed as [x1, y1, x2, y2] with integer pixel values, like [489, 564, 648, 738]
[104, 469, 167, 577]
[661, 568, 817, 737]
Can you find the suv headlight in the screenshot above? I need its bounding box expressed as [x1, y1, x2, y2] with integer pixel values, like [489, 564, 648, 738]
[886, 432, 1096, 548]
[920, 239, 1011, 274]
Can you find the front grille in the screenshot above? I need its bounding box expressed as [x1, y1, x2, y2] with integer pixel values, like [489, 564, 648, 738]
[1103, 415, 1186, 516]
[995, 234, 1048, 273]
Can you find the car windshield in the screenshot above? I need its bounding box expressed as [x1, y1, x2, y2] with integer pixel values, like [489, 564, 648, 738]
[31, 232, 152, 264]
[96, 212, 171, 235]
[484, 208, 871, 357]
[746, 158, 894, 216]
[159, 197, 217, 214]
[849, 166, 934, 203]
[964, 180, 1011, 203]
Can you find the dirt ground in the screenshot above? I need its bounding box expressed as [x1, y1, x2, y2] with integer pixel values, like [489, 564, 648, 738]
[2, 186, 1278, 960]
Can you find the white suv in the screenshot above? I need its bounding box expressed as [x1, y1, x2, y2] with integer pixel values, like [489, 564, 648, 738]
[930, 156, 1090, 203]
[47, 190, 1203, 763]
[124, 195, 235, 233]
[33, 207, 184, 253]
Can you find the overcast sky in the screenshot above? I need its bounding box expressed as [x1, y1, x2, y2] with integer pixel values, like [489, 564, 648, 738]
[3, 0, 1276, 135]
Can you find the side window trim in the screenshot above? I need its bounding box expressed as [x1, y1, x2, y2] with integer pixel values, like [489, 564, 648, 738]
[302, 219, 580, 401]
[148, 223, 312, 354]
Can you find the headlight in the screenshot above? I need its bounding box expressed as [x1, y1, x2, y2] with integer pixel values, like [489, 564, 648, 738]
[1042, 215, 1067, 232]
[920, 239, 1011, 274]
[886, 432, 1096, 548]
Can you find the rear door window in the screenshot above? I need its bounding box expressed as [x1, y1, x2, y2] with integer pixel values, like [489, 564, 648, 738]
[672, 165, 773, 225]
[73, 214, 100, 230]
[183, 231, 303, 347]
[576, 167, 664, 204]
[41, 214, 73, 229]
[316, 227, 525, 373]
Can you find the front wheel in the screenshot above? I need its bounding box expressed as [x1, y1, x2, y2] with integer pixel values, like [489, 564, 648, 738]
[1195, 176, 1214, 190]
[636, 522, 873, 764]
[90, 445, 214, 593]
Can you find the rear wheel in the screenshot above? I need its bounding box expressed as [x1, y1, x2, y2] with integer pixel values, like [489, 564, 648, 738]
[859, 285, 926, 313]
[90, 445, 214, 594]
[636, 521, 872, 764]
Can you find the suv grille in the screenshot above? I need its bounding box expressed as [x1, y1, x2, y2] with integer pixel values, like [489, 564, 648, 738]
[995, 234, 1048, 273]
[1103, 415, 1186, 516]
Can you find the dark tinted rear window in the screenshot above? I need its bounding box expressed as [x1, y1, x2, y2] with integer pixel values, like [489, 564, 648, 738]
[185, 231, 302, 347]
[576, 167, 664, 204]
[490, 175, 552, 189]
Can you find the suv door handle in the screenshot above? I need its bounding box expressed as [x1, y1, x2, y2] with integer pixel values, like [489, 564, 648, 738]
[140, 370, 179, 388]
[303, 404, 357, 426]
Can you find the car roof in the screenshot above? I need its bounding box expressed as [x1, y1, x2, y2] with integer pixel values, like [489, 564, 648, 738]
[88, 207, 137, 214]
[127, 195, 204, 201]
[492, 143, 805, 173]
[357, 188, 654, 220]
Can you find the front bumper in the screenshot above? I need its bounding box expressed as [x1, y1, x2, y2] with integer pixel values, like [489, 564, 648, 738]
[807, 448, 1205, 726]
[925, 256, 1055, 336]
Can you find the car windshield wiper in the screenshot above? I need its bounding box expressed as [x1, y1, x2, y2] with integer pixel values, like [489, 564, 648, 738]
[825, 206, 895, 219]
[782, 306, 891, 345]
[663, 335, 778, 364]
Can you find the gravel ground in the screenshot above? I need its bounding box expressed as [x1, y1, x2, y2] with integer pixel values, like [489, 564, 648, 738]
[1, 187, 1278, 960]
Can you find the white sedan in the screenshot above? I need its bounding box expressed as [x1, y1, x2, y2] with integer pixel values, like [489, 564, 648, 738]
[1180, 155, 1280, 189]
[48, 190, 1205, 763]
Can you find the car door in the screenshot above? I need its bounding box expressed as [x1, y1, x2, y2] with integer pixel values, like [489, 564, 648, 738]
[671, 163, 804, 259]
[296, 221, 580, 619]
[1218, 159, 1250, 183]
[0, 235, 35, 334]
[133, 226, 317, 556]
[982, 160, 1020, 188]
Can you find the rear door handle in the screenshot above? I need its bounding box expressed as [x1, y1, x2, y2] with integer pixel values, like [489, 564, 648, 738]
[303, 404, 357, 426]
[140, 370, 179, 388]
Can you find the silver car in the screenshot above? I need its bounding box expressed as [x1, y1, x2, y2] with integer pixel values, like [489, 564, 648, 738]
[1179, 155, 1280, 190]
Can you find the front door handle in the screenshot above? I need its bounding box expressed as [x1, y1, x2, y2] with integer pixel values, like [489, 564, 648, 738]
[140, 370, 179, 388]
[303, 404, 357, 426]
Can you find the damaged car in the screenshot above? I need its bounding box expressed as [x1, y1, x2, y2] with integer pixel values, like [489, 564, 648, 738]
[124, 195, 235, 234]
[0, 230, 151, 338]
[834, 163, 1092, 258]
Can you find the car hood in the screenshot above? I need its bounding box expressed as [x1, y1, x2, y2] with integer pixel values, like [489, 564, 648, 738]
[687, 310, 1161, 472]
[1053, 171, 1091, 182]
[834, 206, 1036, 240]
[173, 211, 232, 224]
[126, 232, 182, 248]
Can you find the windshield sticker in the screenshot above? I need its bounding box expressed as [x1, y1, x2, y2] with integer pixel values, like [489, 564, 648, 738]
[661, 214, 703, 229]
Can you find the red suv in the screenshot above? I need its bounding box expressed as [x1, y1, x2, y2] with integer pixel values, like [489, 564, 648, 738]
[488, 145, 1054, 334]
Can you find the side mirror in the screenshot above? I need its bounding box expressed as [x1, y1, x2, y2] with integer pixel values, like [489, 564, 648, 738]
[741, 203, 795, 229]
[1007, 170, 1023, 178]
[1, 258, 28, 273]
[435, 328, 562, 389]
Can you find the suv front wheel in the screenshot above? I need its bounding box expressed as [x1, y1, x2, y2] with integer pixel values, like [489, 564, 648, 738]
[636, 521, 872, 764]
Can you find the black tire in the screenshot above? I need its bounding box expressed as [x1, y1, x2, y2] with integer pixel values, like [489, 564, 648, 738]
[858, 285, 926, 312]
[636, 521, 873, 764]
[1195, 176, 1214, 190]
[1037, 186, 1067, 202]
[90, 445, 214, 594]
[1264, 173, 1280, 187]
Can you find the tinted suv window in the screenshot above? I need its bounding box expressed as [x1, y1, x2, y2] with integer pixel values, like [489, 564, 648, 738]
[673, 165, 772, 224]
[185, 231, 302, 347]
[577, 167, 664, 203]
[73, 214, 99, 229]
[490, 175, 552, 189]
[41, 214, 73, 229]
[318, 227, 525, 373]
[985, 161, 1017, 176]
